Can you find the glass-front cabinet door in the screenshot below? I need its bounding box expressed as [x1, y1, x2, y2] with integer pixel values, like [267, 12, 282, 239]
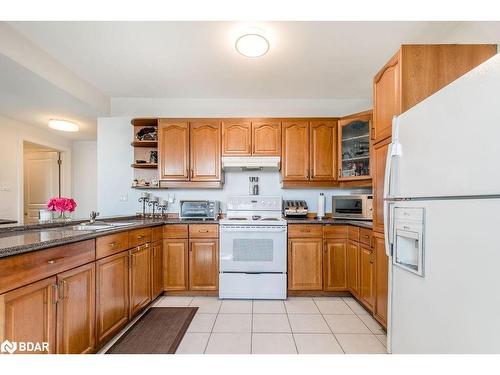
[338, 113, 372, 180]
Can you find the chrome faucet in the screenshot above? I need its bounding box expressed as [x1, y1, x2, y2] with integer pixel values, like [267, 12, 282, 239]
[89, 211, 100, 224]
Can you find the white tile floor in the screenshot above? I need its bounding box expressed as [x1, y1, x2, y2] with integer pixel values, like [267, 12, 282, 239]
[99, 296, 387, 354]
[171, 296, 388, 354]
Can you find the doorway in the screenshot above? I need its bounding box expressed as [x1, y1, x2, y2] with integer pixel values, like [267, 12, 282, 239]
[23, 141, 62, 223]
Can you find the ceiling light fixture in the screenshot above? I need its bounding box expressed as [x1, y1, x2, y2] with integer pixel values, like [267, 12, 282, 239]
[235, 33, 269, 58]
[48, 119, 79, 132]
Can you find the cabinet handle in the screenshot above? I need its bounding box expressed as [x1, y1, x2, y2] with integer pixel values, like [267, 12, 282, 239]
[47, 257, 64, 265]
[109, 241, 118, 248]
[190, 169, 194, 178]
[52, 284, 58, 304]
[199, 230, 209, 233]
[338, 168, 342, 179]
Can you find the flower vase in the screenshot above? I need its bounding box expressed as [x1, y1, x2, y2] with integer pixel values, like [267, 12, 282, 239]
[54, 211, 71, 222]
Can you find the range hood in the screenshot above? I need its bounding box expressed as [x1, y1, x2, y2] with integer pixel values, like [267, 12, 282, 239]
[222, 156, 281, 171]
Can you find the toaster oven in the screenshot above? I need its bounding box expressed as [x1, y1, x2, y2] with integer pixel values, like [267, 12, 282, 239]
[179, 200, 220, 220]
[332, 195, 373, 220]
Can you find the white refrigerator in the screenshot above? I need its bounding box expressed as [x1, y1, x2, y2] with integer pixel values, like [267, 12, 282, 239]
[385, 53, 500, 353]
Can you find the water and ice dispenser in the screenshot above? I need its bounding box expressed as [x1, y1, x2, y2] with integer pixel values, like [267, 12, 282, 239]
[393, 207, 425, 277]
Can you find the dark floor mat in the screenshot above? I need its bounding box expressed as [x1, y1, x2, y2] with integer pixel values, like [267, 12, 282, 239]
[106, 307, 198, 354]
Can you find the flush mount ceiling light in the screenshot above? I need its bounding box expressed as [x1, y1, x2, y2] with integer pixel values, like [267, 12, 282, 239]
[235, 33, 270, 58]
[48, 119, 79, 132]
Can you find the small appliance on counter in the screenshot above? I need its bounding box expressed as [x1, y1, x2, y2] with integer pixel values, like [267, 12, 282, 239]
[332, 194, 373, 220]
[283, 200, 309, 217]
[179, 200, 220, 220]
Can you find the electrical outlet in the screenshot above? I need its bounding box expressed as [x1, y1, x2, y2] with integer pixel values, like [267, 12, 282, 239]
[168, 193, 175, 203]
[120, 193, 128, 202]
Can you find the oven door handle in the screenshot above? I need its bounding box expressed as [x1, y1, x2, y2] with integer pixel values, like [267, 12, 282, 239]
[220, 226, 287, 233]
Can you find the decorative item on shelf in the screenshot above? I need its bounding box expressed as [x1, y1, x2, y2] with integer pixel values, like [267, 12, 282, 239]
[158, 199, 168, 218]
[135, 159, 148, 164]
[136, 127, 157, 141]
[151, 178, 159, 187]
[132, 178, 139, 187]
[138, 192, 150, 217]
[149, 150, 158, 164]
[135, 178, 150, 187]
[148, 196, 159, 218]
[47, 197, 77, 221]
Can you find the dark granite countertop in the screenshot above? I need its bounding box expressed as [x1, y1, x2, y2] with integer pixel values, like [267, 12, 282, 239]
[285, 217, 373, 229]
[0, 217, 219, 259]
[0, 215, 371, 259]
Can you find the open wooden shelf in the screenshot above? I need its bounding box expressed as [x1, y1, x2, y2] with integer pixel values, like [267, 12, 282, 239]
[131, 163, 158, 169]
[131, 141, 158, 147]
[131, 118, 158, 127]
[131, 185, 160, 190]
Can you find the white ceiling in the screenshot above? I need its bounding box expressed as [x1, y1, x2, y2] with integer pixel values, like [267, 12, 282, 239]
[7, 21, 484, 99]
[2, 21, 500, 140]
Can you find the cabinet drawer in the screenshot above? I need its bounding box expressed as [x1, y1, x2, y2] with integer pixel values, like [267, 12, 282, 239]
[152, 226, 163, 243]
[129, 228, 152, 247]
[0, 239, 95, 294]
[323, 225, 347, 239]
[189, 224, 219, 238]
[347, 226, 360, 242]
[163, 224, 188, 239]
[96, 232, 130, 259]
[288, 224, 323, 238]
[360, 228, 372, 246]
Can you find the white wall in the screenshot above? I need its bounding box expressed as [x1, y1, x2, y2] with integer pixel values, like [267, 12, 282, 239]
[0, 115, 73, 222]
[72, 141, 97, 218]
[110, 98, 371, 118]
[97, 116, 370, 217]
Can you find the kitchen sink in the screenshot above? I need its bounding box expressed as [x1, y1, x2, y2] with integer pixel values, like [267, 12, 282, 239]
[71, 221, 136, 231]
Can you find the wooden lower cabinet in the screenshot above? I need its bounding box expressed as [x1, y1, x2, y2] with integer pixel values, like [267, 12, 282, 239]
[129, 245, 152, 317]
[96, 251, 129, 346]
[189, 240, 218, 291]
[323, 239, 347, 291]
[151, 241, 163, 299]
[56, 263, 95, 354]
[0, 276, 57, 354]
[373, 232, 388, 326]
[347, 240, 360, 297]
[288, 238, 323, 290]
[360, 243, 375, 311]
[163, 239, 189, 291]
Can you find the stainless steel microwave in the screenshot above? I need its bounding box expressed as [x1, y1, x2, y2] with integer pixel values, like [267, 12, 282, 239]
[179, 200, 220, 220]
[332, 195, 373, 220]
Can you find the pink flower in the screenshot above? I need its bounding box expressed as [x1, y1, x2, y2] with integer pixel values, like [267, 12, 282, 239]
[47, 197, 77, 213]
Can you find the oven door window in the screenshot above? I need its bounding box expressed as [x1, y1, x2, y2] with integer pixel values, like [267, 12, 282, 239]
[233, 239, 274, 262]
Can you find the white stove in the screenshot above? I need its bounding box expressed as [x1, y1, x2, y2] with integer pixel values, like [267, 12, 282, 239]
[219, 196, 287, 300]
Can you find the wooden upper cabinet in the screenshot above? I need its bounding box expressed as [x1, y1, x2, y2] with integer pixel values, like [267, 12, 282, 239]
[0, 276, 57, 354]
[323, 239, 347, 291]
[129, 245, 152, 317]
[190, 122, 222, 181]
[158, 120, 189, 180]
[373, 44, 496, 144]
[373, 52, 400, 144]
[189, 240, 218, 291]
[310, 121, 337, 181]
[338, 112, 372, 181]
[282, 121, 310, 181]
[288, 238, 323, 290]
[252, 121, 281, 156]
[222, 121, 251, 156]
[56, 263, 95, 354]
[372, 137, 391, 234]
